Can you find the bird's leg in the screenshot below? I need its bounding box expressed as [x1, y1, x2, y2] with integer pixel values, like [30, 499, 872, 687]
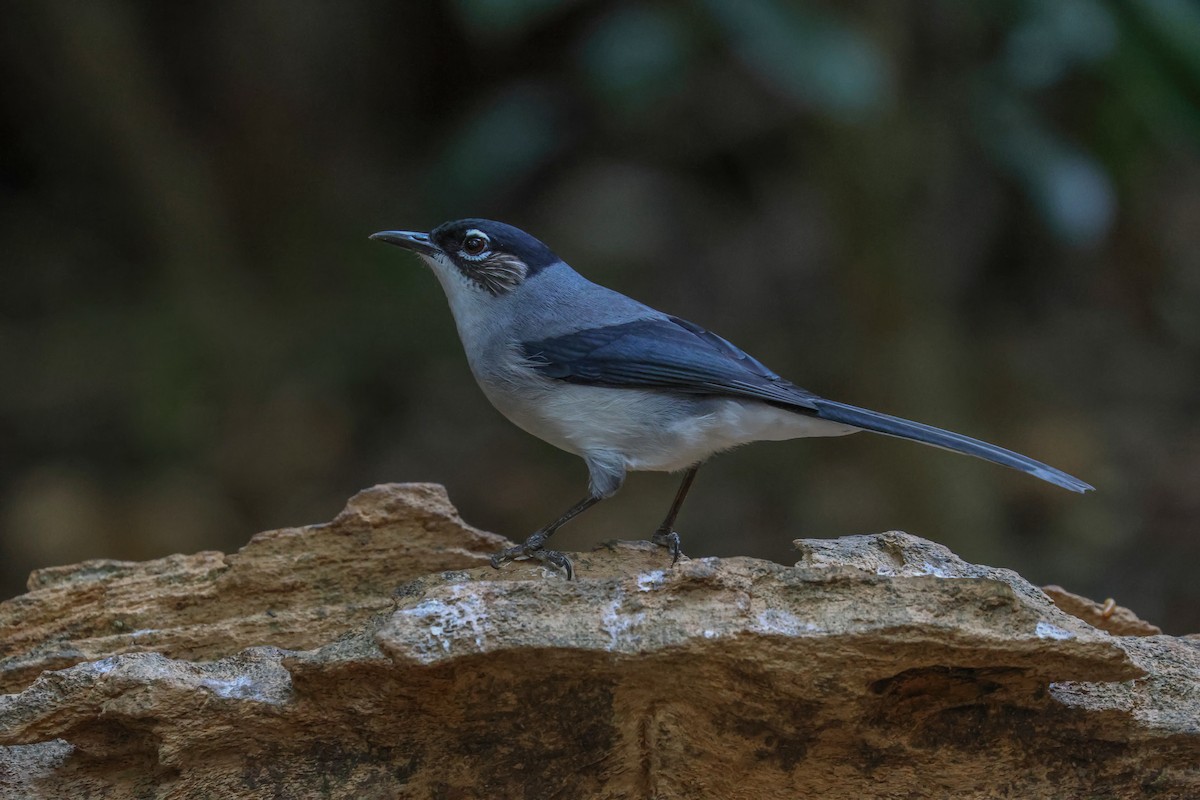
[489, 495, 601, 579]
[652, 466, 699, 565]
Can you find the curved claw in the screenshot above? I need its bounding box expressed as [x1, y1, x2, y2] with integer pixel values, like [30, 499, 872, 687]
[652, 528, 684, 565]
[488, 547, 517, 570]
[488, 532, 574, 580]
[529, 547, 575, 580]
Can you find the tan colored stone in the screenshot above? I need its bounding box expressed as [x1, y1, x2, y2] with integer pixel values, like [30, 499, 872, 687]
[1, 486, 1197, 798]
[0, 483, 509, 695]
[1042, 583, 1164, 636]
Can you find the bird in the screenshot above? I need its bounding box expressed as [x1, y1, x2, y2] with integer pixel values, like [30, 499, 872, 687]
[370, 219, 1092, 578]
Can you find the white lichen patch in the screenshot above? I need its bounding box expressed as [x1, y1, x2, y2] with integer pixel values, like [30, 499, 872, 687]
[1035, 621, 1076, 641]
[918, 561, 952, 578]
[754, 609, 822, 636]
[600, 590, 646, 652]
[398, 585, 491, 660]
[199, 674, 269, 701]
[636, 570, 666, 592]
[76, 657, 119, 677]
[875, 561, 953, 578]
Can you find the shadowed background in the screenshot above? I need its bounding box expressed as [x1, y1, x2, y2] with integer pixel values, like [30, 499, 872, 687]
[2, 1, 1198, 631]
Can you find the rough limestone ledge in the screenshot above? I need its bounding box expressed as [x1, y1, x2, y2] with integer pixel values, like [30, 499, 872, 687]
[0, 483, 1197, 799]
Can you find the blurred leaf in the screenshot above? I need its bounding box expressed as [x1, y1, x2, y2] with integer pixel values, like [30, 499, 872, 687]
[578, 6, 691, 112]
[977, 95, 1116, 246]
[454, 0, 584, 42]
[1004, 0, 1117, 88]
[700, 0, 888, 119]
[1104, 0, 1200, 143]
[431, 83, 565, 207]
[1118, 0, 1200, 87]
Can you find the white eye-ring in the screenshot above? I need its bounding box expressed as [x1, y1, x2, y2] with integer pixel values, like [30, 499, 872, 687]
[461, 229, 490, 259]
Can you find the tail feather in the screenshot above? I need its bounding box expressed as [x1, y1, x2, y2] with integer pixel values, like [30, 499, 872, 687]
[811, 399, 1093, 493]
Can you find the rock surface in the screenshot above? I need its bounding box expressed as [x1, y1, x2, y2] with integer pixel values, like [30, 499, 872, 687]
[1, 483, 1197, 799]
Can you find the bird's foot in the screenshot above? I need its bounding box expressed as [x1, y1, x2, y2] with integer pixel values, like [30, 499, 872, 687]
[652, 528, 684, 565]
[489, 531, 574, 580]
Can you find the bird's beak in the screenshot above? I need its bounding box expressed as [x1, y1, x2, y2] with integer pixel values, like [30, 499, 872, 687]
[369, 230, 440, 257]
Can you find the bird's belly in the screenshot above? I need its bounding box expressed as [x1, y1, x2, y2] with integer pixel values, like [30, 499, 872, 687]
[620, 395, 859, 471]
[482, 380, 858, 473]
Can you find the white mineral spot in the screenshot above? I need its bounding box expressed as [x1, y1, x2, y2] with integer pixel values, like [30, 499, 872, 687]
[636, 570, 666, 591]
[755, 609, 821, 636]
[399, 585, 491, 661]
[198, 674, 279, 703]
[1035, 621, 1076, 641]
[601, 590, 645, 651]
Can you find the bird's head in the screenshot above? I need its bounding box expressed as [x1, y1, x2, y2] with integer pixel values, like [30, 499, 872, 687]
[370, 219, 560, 299]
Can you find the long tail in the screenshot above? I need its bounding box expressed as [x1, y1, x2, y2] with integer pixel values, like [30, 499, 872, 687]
[810, 399, 1093, 493]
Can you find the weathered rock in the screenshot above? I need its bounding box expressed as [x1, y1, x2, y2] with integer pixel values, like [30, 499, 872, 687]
[0, 483, 508, 695]
[1, 484, 1197, 799]
[1043, 583, 1164, 636]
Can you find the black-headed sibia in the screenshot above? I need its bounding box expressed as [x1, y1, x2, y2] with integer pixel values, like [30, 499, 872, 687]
[371, 219, 1092, 578]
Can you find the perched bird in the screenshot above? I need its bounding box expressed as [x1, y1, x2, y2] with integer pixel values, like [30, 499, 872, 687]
[371, 219, 1092, 578]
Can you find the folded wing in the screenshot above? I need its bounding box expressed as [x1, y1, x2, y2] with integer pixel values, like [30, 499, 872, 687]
[522, 317, 1092, 493]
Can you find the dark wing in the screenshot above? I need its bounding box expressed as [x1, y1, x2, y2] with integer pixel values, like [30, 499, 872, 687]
[521, 316, 820, 410]
[521, 316, 1094, 494]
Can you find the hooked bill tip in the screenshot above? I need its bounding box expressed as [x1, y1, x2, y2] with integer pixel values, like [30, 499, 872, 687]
[369, 230, 438, 255]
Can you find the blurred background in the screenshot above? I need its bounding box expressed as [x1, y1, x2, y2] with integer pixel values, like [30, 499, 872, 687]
[2, 1, 1198, 631]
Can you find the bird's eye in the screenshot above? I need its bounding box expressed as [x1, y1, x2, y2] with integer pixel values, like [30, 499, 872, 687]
[463, 235, 488, 256]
